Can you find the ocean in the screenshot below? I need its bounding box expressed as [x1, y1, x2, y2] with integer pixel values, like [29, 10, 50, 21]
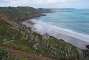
[38, 9, 89, 35]
[22, 9, 89, 49]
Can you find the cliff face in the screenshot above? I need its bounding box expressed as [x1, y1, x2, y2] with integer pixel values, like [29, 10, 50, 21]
[0, 7, 89, 60]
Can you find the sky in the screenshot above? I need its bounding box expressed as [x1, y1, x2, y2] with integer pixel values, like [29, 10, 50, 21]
[0, 0, 89, 8]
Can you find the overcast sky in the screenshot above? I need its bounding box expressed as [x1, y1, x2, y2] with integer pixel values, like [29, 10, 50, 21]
[0, 0, 89, 8]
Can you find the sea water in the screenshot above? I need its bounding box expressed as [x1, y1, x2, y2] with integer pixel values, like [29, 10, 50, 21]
[22, 9, 89, 49]
[39, 9, 89, 35]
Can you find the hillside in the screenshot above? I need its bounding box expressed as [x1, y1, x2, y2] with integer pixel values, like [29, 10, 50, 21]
[0, 18, 80, 60]
[0, 7, 45, 22]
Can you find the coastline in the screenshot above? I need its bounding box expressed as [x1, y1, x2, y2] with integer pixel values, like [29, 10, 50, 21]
[0, 7, 86, 60]
[22, 19, 89, 49]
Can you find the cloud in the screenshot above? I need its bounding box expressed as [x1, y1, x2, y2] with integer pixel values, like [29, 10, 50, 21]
[0, 0, 89, 8]
[2, 0, 78, 6]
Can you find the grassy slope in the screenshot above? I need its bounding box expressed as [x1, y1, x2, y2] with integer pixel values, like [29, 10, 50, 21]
[0, 19, 53, 60]
[0, 7, 44, 22]
[0, 18, 80, 60]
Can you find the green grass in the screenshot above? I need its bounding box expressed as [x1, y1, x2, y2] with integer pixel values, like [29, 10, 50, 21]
[0, 7, 42, 22]
[0, 20, 80, 60]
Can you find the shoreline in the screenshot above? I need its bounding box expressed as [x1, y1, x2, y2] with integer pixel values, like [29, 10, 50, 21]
[22, 19, 89, 49]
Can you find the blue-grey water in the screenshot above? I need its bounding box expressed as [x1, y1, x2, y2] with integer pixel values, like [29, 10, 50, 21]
[38, 9, 89, 35]
[22, 9, 89, 49]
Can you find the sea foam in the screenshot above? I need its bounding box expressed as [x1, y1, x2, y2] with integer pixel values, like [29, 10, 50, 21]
[22, 19, 89, 49]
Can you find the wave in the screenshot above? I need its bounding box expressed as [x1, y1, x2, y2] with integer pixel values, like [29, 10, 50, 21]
[22, 19, 89, 49]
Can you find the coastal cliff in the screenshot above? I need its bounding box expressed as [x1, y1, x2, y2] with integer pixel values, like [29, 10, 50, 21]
[0, 7, 89, 60]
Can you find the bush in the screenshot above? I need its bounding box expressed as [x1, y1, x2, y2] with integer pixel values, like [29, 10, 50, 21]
[0, 48, 8, 60]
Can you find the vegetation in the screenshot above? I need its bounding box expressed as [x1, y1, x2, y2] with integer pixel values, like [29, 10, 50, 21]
[0, 7, 88, 60]
[0, 7, 44, 23]
[0, 18, 80, 60]
[0, 48, 8, 60]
